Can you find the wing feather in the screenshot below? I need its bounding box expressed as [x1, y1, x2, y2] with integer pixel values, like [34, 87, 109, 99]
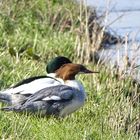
[1, 85, 75, 116]
[26, 85, 74, 103]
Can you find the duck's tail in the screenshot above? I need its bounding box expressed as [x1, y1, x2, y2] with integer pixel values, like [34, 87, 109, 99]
[0, 92, 27, 105]
[0, 92, 12, 104]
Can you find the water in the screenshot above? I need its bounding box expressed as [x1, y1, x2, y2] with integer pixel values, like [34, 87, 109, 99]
[82, 0, 140, 40]
[77, 0, 140, 80]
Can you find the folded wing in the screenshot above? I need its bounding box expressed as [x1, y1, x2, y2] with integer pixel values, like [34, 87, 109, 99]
[1, 85, 75, 116]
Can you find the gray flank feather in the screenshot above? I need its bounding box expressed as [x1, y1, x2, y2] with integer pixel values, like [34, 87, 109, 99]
[1, 85, 75, 116]
[25, 85, 74, 103]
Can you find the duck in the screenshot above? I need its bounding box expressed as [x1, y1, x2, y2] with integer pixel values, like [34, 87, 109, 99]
[0, 56, 72, 105]
[1, 63, 99, 117]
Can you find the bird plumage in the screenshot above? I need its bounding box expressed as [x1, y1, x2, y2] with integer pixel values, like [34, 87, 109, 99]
[1, 63, 98, 117]
[0, 74, 62, 105]
[0, 56, 72, 105]
[1, 84, 85, 117]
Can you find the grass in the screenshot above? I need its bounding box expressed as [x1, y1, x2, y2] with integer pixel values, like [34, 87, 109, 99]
[0, 0, 139, 139]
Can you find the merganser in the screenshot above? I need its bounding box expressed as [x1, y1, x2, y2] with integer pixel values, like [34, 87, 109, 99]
[1, 64, 99, 117]
[0, 56, 71, 105]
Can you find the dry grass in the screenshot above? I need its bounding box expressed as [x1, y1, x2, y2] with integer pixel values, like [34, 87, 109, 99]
[0, 0, 139, 139]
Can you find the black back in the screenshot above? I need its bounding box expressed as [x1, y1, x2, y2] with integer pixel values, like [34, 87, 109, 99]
[12, 76, 49, 88]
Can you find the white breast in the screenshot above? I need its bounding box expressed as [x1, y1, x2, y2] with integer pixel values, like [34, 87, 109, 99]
[59, 80, 86, 117]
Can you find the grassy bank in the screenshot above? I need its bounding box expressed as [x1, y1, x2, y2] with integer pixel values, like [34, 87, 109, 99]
[0, 0, 139, 139]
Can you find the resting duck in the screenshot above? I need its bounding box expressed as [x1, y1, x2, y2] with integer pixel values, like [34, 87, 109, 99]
[0, 56, 71, 105]
[1, 63, 99, 117]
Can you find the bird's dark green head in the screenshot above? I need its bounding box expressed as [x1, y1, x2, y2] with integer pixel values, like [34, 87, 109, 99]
[46, 56, 72, 73]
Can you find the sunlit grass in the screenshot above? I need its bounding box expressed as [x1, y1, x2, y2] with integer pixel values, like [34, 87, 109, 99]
[0, 0, 139, 139]
[0, 61, 139, 139]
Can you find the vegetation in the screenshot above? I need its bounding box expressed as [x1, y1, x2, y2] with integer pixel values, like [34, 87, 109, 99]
[0, 0, 139, 139]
